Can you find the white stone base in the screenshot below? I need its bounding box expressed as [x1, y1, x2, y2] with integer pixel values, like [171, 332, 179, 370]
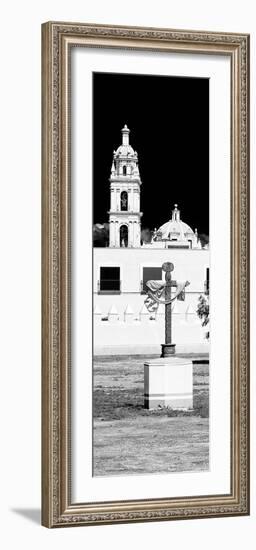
[144, 357, 193, 410]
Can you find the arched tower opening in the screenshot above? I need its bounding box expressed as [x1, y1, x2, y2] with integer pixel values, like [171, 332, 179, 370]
[120, 225, 128, 247]
[120, 191, 128, 211]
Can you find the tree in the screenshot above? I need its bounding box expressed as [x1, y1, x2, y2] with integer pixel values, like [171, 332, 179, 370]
[198, 233, 209, 248]
[93, 223, 109, 247]
[141, 227, 153, 244]
[197, 294, 209, 338]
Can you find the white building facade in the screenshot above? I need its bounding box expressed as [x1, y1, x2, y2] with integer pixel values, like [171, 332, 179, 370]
[93, 247, 209, 354]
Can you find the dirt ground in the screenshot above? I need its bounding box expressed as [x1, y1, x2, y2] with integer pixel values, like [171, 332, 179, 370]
[93, 354, 209, 476]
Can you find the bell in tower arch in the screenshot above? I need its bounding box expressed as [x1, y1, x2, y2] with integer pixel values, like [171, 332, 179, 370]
[120, 225, 128, 247]
[120, 191, 128, 211]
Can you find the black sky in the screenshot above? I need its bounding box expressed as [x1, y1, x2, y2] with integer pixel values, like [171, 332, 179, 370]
[93, 72, 209, 235]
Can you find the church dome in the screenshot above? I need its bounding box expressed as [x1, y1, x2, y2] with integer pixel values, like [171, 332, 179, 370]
[156, 205, 195, 241]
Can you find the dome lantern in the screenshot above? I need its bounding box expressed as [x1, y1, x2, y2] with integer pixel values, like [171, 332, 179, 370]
[172, 204, 180, 222]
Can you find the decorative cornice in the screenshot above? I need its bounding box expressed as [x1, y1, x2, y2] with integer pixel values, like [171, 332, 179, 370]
[52, 21, 248, 46]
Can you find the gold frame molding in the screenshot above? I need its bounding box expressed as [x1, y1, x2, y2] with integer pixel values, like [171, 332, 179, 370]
[42, 21, 250, 528]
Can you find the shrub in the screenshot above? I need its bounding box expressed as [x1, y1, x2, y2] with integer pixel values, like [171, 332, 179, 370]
[197, 295, 209, 338]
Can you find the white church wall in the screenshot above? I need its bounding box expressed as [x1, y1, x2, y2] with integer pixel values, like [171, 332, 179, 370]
[93, 247, 209, 292]
[93, 247, 209, 353]
[93, 317, 208, 355]
[93, 293, 202, 319]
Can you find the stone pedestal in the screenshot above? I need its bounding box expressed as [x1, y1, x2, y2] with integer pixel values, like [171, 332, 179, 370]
[144, 357, 193, 410]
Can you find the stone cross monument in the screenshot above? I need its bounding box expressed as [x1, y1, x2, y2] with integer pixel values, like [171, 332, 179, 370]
[144, 261, 190, 357]
[143, 262, 192, 409]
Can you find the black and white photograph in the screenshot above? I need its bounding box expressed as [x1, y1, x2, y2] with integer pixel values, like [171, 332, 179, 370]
[92, 72, 210, 477]
[40, 20, 249, 530]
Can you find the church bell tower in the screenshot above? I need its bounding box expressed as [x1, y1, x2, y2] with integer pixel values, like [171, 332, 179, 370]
[108, 125, 142, 248]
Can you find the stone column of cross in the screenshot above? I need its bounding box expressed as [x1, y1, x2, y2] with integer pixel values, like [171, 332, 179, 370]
[161, 261, 177, 357]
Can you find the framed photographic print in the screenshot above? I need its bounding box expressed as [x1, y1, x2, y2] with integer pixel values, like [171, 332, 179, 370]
[42, 22, 250, 527]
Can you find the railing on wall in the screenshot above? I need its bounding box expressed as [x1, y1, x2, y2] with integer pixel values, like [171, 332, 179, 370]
[98, 279, 122, 294]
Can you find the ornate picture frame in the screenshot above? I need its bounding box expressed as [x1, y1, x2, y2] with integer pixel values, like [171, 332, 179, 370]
[42, 21, 250, 527]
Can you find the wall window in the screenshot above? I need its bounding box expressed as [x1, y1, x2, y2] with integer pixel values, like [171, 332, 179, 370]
[141, 266, 162, 293]
[123, 165, 127, 175]
[99, 267, 120, 292]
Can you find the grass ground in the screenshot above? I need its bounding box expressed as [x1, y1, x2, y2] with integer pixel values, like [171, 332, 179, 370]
[93, 354, 209, 476]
